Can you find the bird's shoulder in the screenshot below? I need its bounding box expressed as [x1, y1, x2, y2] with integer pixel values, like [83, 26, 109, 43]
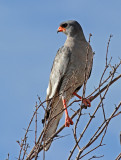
[46, 46, 71, 100]
[52, 46, 71, 67]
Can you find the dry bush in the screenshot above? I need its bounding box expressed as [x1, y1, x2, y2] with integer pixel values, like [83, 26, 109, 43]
[16, 35, 121, 160]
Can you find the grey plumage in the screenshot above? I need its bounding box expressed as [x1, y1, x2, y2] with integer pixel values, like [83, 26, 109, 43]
[43, 20, 93, 150]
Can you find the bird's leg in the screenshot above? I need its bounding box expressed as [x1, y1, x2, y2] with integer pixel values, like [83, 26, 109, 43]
[73, 92, 92, 107]
[62, 97, 73, 127]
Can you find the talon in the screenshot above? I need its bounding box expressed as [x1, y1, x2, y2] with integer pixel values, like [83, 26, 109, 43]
[73, 92, 93, 107]
[65, 116, 73, 127]
[82, 96, 94, 107]
[82, 98, 91, 107]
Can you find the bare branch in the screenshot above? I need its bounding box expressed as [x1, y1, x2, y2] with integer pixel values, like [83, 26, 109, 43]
[88, 155, 104, 160]
[115, 153, 121, 160]
[17, 34, 121, 160]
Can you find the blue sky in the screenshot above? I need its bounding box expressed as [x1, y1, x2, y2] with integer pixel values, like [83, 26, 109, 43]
[0, 0, 121, 160]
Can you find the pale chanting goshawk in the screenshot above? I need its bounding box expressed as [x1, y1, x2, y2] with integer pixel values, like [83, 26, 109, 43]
[43, 20, 93, 151]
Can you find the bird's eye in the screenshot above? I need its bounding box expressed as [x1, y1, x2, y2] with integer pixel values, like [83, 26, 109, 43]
[61, 23, 68, 28]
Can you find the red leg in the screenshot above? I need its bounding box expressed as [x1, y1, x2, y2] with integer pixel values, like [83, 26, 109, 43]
[73, 92, 82, 100]
[73, 92, 92, 107]
[62, 98, 73, 127]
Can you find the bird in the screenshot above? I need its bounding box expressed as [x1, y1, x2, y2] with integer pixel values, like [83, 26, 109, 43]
[42, 20, 93, 151]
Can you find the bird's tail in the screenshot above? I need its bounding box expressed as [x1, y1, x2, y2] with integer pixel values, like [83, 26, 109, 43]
[43, 98, 63, 151]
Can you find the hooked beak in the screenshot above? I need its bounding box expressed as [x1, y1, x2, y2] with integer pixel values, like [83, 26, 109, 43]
[57, 26, 66, 33]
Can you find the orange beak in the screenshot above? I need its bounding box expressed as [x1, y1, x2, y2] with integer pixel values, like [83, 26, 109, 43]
[57, 26, 66, 33]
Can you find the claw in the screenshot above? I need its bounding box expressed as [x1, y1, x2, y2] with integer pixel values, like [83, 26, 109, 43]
[82, 98, 91, 107]
[73, 92, 93, 107]
[65, 116, 73, 127]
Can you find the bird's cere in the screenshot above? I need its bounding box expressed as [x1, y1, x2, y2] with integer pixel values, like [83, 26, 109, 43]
[57, 26, 66, 33]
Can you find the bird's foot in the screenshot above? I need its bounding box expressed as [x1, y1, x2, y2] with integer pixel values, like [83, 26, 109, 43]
[82, 96, 93, 107]
[62, 97, 73, 127]
[82, 98, 91, 107]
[65, 116, 73, 127]
[73, 92, 93, 107]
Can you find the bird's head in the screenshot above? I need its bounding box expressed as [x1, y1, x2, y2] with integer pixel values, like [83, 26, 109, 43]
[57, 20, 85, 40]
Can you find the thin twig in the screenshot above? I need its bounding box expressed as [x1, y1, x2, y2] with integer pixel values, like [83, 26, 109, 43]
[26, 74, 121, 160]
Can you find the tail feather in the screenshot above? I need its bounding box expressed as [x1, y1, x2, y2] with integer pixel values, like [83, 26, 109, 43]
[43, 99, 63, 151]
[43, 112, 63, 151]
